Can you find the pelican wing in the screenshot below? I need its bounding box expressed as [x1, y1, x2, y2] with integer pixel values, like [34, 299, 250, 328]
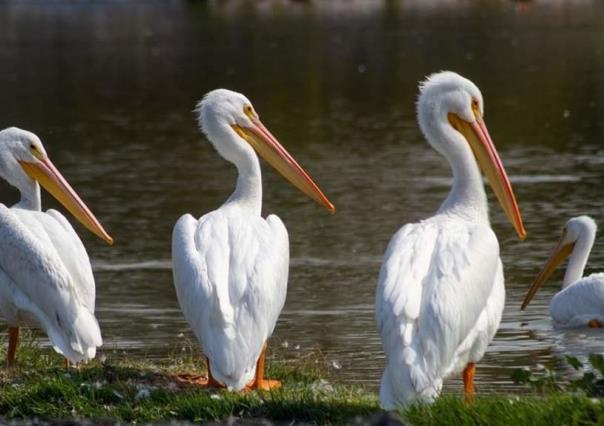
[172, 210, 289, 390]
[42, 209, 96, 310]
[376, 218, 500, 403]
[550, 273, 604, 326]
[0, 205, 101, 362]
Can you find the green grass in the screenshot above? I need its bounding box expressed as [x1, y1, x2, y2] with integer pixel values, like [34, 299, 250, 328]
[1, 332, 604, 425]
[0, 332, 380, 424]
[403, 394, 604, 426]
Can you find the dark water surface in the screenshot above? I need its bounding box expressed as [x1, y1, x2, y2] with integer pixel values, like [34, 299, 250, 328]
[1, 0, 604, 394]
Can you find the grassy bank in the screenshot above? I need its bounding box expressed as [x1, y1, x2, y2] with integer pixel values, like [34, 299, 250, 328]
[0, 334, 380, 424]
[1, 334, 604, 424]
[405, 394, 604, 426]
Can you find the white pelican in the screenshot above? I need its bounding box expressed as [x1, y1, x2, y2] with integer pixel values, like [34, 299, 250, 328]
[0, 127, 113, 366]
[172, 89, 334, 391]
[521, 216, 604, 328]
[375, 71, 526, 409]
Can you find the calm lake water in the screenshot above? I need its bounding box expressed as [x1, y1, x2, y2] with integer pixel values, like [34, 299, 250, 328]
[1, 0, 604, 395]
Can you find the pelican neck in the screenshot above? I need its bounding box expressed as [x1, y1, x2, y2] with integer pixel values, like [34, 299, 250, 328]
[436, 136, 489, 225]
[223, 147, 263, 216]
[563, 229, 596, 288]
[14, 181, 41, 211]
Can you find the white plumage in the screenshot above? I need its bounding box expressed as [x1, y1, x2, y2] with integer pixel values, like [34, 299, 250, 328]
[173, 211, 289, 389]
[376, 72, 526, 409]
[550, 275, 604, 327]
[522, 216, 604, 328]
[0, 127, 113, 365]
[377, 219, 504, 404]
[172, 89, 333, 390]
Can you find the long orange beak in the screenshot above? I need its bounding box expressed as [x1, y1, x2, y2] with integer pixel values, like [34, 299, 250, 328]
[232, 118, 335, 213]
[449, 111, 526, 240]
[521, 234, 574, 310]
[19, 158, 114, 245]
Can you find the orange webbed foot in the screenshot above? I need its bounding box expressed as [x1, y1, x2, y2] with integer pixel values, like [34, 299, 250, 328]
[247, 378, 282, 391]
[174, 373, 224, 388]
[246, 342, 281, 391]
[173, 355, 225, 388]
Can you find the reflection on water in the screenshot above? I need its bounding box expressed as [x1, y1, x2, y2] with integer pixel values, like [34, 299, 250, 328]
[1, 0, 604, 394]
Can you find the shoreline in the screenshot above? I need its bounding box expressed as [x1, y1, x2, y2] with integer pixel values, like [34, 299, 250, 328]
[1, 336, 603, 425]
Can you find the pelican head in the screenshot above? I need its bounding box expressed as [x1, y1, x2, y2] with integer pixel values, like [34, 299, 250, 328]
[417, 71, 526, 240]
[197, 89, 334, 213]
[521, 216, 596, 310]
[0, 127, 113, 244]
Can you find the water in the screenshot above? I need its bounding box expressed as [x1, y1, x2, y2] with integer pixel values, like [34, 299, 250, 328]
[1, 0, 604, 394]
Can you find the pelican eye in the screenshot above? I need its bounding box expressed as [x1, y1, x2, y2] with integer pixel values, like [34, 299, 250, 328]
[29, 143, 43, 159]
[470, 99, 481, 120]
[243, 105, 255, 119]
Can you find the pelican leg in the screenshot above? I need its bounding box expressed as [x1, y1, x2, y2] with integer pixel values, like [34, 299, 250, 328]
[205, 356, 224, 388]
[174, 355, 224, 388]
[588, 319, 602, 328]
[7, 327, 19, 367]
[247, 343, 281, 391]
[463, 362, 476, 402]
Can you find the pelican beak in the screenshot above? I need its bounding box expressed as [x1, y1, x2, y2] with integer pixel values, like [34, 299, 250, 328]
[232, 119, 335, 213]
[448, 110, 526, 240]
[521, 233, 574, 310]
[19, 158, 114, 245]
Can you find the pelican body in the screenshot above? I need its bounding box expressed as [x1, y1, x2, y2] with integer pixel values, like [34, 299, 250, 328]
[0, 127, 112, 365]
[172, 89, 333, 391]
[375, 72, 526, 409]
[521, 216, 604, 328]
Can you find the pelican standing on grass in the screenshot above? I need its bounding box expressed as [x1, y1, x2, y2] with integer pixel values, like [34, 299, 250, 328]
[172, 89, 334, 391]
[375, 72, 526, 409]
[0, 127, 113, 366]
[521, 216, 604, 328]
